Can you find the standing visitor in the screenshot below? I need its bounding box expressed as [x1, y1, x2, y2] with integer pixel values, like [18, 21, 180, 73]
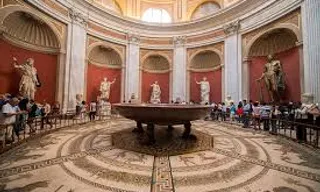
[252, 101, 261, 130]
[260, 102, 272, 131]
[41, 100, 52, 129]
[89, 100, 97, 121]
[230, 102, 236, 121]
[243, 100, 251, 128]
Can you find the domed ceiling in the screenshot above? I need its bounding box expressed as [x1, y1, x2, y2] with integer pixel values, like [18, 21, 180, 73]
[89, 0, 242, 23]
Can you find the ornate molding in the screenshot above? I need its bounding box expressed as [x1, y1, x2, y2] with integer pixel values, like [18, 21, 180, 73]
[173, 36, 186, 46]
[223, 20, 240, 35]
[69, 9, 88, 27]
[128, 33, 140, 44]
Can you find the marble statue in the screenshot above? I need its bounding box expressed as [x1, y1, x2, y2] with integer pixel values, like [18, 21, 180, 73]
[100, 77, 116, 100]
[150, 81, 161, 104]
[257, 54, 285, 103]
[12, 57, 40, 100]
[225, 95, 233, 107]
[195, 77, 210, 104]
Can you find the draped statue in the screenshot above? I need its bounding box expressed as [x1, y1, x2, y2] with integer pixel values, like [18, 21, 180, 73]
[195, 77, 210, 105]
[257, 55, 285, 103]
[13, 57, 40, 100]
[100, 77, 116, 101]
[150, 81, 161, 104]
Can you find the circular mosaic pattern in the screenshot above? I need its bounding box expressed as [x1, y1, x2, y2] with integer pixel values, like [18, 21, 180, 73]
[56, 121, 270, 192]
[2, 120, 319, 192]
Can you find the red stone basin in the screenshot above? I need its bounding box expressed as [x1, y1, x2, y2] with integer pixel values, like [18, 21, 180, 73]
[113, 103, 210, 125]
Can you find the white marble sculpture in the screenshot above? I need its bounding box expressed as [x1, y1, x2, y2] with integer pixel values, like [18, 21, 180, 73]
[13, 57, 40, 100]
[100, 77, 116, 100]
[225, 95, 234, 107]
[195, 77, 210, 105]
[150, 81, 161, 104]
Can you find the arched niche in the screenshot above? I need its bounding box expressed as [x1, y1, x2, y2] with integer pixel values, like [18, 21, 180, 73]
[246, 28, 301, 102]
[0, 10, 61, 104]
[141, 54, 170, 103]
[189, 50, 222, 103]
[86, 45, 122, 103]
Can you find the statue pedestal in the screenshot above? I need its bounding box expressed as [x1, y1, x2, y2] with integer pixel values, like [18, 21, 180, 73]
[150, 99, 161, 104]
[99, 101, 111, 119]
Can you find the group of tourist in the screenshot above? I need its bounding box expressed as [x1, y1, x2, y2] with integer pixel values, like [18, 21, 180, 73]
[209, 99, 320, 141]
[0, 93, 61, 144]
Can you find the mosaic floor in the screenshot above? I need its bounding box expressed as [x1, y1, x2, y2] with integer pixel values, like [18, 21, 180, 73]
[0, 119, 320, 192]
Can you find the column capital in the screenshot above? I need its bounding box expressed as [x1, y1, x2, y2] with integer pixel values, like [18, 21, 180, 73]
[127, 33, 140, 44]
[173, 36, 186, 46]
[223, 20, 240, 36]
[69, 9, 88, 27]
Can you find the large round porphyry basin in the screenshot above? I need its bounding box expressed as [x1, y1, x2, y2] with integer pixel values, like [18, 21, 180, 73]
[113, 103, 210, 144]
[113, 103, 210, 125]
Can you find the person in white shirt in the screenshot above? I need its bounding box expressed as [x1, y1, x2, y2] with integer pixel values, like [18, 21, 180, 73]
[89, 101, 97, 121]
[40, 100, 52, 129]
[295, 102, 309, 141]
[252, 101, 261, 130]
[0, 98, 20, 143]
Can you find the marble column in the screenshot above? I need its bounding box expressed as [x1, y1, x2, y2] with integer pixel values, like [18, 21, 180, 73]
[125, 34, 140, 101]
[172, 36, 187, 101]
[66, 9, 87, 111]
[302, 0, 320, 103]
[242, 57, 251, 101]
[223, 21, 241, 102]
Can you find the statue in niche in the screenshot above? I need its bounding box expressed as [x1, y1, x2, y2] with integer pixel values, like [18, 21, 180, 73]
[257, 54, 285, 103]
[195, 77, 210, 105]
[225, 95, 233, 107]
[99, 77, 116, 101]
[12, 57, 41, 100]
[150, 81, 161, 104]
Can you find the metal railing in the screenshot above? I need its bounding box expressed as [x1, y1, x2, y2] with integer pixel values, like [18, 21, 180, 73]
[208, 111, 320, 148]
[0, 111, 114, 153]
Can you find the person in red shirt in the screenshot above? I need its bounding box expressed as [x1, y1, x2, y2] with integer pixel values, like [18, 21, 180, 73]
[236, 104, 244, 123]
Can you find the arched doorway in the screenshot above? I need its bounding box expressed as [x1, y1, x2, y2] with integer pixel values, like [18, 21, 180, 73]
[189, 50, 222, 103]
[141, 55, 170, 103]
[246, 28, 301, 102]
[86, 45, 122, 103]
[0, 11, 61, 104]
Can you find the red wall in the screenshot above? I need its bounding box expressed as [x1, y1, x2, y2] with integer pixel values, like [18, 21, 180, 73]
[0, 39, 57, 104]
[86, 63, 122, 103]
[190, 70, 222, 103]
[249, 47, 301, 102]
[141, 71, 170, 103]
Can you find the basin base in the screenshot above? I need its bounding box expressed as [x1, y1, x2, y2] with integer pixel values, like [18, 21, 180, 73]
[135, 121, 194, 144]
